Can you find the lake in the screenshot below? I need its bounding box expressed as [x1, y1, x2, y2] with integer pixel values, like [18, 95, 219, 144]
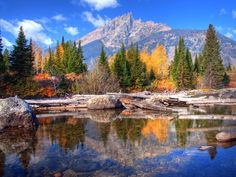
[0, 106, 236, 177]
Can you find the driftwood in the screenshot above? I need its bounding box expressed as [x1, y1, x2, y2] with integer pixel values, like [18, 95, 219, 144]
[187, 125, 236, 132]
[24, 90, 236, 114]
[178, 114, 236, 120]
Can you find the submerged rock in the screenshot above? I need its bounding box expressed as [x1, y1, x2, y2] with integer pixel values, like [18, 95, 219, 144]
[87, 95, 123, 110]
[0, 97, 38, 130]
[216, 132, 236, 142]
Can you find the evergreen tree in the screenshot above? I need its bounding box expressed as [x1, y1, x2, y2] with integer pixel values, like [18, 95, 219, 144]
[44, 47, 55, 75]
[3, 48, 10, 71]
[10, 27, 33, 78]
[119, 43, 131, 87]
[98, 46, 110, 72]
[61, 36, 65, 47]
[193, 55, 200, 74]
[54, 41, 64, 74]
[176, 37, 193, 89]
[111, 43, 131, 87]
[58, 75, 68, 91]
[75, 41, 87, 74]
[28, 39, 35, 75]
[132, 44, 147, 87]
[171, 46, 179, 83]
[0, 31, 5, 74]
[149, 68, 156, 81]
[226, 62, 232, 71]
[202, 24, 226, 88]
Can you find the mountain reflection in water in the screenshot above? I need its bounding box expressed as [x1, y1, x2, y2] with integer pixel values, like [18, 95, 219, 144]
[0, 110, 236, 177]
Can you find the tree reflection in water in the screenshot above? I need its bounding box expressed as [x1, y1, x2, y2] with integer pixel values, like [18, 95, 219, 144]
[0, 151, 5, 177]
[174, 119, 194, 147]
[112, 119, 147, 144]
[1, 112, 236, 176]
[39, 117, 87, 152]
[142, 118, 170, 144]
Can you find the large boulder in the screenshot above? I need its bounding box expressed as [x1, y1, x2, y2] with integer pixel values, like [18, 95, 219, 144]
[0, 97, 38, 131]
[87, 95, 123, 110]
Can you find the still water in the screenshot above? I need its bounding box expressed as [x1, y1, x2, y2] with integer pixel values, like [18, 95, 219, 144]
[0, 107, 236, 177]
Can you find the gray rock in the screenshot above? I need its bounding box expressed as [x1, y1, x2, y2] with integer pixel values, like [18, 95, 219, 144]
[63, 169, 78, 177]
[0, 97, 38, 130]
[87, 95, 123, 110]
[216, 132, 236, 142]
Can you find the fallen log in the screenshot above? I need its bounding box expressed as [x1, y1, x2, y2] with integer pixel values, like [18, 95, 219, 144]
[178, 114, 236, 120]
[187, 125, 236, 132]
[187, 99, 236, 105]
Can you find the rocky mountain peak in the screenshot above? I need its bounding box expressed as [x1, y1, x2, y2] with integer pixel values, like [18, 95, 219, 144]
[79, 13, 236, 67]
[79, 12, 171, 49]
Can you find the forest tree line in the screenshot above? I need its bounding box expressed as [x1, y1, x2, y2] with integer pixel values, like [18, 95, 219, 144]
[0, 24, 231, 98]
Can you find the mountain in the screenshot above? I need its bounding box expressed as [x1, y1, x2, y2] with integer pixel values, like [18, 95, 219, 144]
[78, 13, 236, 66]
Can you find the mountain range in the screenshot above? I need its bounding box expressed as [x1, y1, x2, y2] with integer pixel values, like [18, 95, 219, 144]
[78, 13, 236, 66]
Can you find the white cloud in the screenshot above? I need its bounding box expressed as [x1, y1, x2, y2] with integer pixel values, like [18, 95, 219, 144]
[0, 19, 53, 46]
[64, 26, 79, 35]
[233, 30, 236, 34]
[82, 11, 109, 27]
[216, 26, 223, 31]
[225, 32, 233, 38]
[52, 14, 67, 21]
[73, 0, 119, 10]
[219, 8, 227, 15]
[232, 10, 236, 19]
[2, 37, 13, 47]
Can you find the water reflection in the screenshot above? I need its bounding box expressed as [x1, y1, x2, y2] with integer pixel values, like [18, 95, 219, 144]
[0, 111, 236, 176]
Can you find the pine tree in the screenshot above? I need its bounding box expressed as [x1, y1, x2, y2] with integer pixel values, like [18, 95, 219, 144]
[0, 31, 5, 74]
[202, 24, 226, 88]
[98, 46, 110, 72]
[111, 43, 131, 87]
[176, 37, 193, 89]
[171, 46, 179, 83]
[226, 62, 232, 71]
[10, 27, 33, 78]
[132, 44, 147, 87]
[149, 68, 156, 82]
[120, 43, 131, 87]
[76, 41, 87, 74]
[3, 48, 10, 71]
[193, 55, 200, 74]
[44, 47, 55, 75]
[28, 39, 35, 75]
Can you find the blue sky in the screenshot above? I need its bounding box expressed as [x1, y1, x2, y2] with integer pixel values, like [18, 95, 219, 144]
[0, 0, 236, 48]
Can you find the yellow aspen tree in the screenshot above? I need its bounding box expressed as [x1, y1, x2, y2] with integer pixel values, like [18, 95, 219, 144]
[151, 45, 169, 79]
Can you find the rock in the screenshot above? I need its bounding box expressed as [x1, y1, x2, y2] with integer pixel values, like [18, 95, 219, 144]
[63, 169, 78, 177]
[216, 132, 236, 142]
[87, 95, 123, 110]
[0, 97, 38, 130]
